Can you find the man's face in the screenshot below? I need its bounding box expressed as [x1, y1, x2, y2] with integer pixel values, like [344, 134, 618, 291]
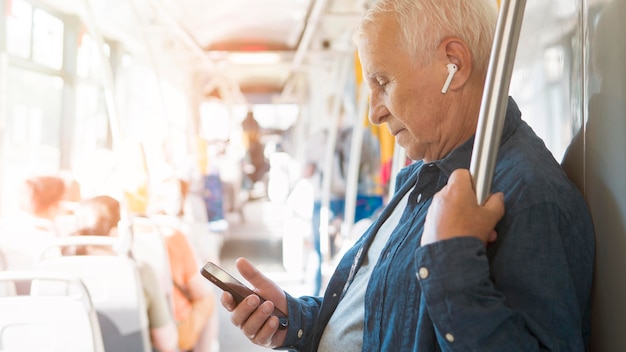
[357, 15, 457, 162]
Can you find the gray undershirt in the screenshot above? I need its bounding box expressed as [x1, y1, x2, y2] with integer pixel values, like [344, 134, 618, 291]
[317, 186, 413, 352]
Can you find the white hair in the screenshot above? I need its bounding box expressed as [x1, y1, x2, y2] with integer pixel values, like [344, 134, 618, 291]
[355, 0, 498, 71]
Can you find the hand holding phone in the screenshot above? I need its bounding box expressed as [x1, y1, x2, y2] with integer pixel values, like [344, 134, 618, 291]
[201, 261, 289, 329]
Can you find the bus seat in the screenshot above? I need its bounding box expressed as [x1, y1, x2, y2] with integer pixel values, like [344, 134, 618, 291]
[53, 213, 79, 237]
[0, 279, 16, 297]
[0, 252, 15, 296]
[0, 271, 104, 352]
[0, 223, 59, 270]
[35, 253, 151, 352]
[38, 235, 131, 259]
[0, 229, 59, 294]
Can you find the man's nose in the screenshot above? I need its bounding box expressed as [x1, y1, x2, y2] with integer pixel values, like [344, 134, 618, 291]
[368, 94, 387, 125]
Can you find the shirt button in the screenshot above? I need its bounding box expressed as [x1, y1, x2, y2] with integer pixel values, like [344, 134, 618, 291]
[298, 329, 304, 338]
[332, 293, 337, 297]
[416, 193, 422, 203]
[445, 333, 454, 342]
[418, 267, 429, 279]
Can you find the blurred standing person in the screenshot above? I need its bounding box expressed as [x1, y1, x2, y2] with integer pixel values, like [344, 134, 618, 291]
[241, 110, 269, 197]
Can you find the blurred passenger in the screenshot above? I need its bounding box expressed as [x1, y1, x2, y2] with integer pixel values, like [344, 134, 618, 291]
[53, 172, 83, 237]
[241, 110, 269, 196]
[19, 175, 67, 226]
[73, 195, 178, 352]
[148, 177, 217, 352]
[212, 140, 246, 223]
[200, 144, 228, 227]
[59, 172, 82, 214]
[0, 175, 65, 277]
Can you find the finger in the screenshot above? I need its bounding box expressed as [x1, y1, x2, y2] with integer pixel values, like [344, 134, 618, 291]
[241, 300, 276, 339]
[252, 314, 281, 347]
[448, 168, 472, 186]
[445, 169, 477, 202]
[487, 230, 498, 243]
[230, 294, 261, 329]
[221, 291, 236, 312]
[483, 192, 505, 219]
[235, 257, 289, 322]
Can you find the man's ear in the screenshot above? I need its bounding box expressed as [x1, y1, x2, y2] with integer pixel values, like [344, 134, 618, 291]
[437, 37, 473, 93]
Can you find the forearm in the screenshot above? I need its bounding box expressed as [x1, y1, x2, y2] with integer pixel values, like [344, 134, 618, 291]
[416, 237, 585, 351]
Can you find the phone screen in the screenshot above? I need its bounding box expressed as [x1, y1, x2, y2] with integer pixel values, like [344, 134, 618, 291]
[201, 261, 289, 329]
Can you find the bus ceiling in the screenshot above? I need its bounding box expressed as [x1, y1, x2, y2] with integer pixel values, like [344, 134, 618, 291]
[37, 0, 372, 105]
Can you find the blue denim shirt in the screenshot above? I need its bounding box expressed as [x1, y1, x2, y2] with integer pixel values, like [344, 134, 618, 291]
[280, 98, 595, 351]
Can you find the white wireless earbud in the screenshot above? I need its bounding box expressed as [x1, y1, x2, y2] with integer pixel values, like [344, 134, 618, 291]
[441, 63, 458, 94]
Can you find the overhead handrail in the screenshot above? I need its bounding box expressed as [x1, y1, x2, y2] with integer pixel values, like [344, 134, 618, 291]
[470, 0, 527, 205]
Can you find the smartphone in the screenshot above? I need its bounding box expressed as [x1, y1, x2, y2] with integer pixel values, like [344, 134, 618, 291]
[201, 261, 289, 329]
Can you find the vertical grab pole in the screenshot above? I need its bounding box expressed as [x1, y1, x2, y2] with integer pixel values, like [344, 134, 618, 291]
[470, 0, 527, 205]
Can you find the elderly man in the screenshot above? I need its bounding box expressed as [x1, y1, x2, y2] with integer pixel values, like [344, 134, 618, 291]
[220, 0, 595, 351]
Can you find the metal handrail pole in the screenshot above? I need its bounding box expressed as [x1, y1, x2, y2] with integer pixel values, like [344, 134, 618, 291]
[470, 0, 527, 205]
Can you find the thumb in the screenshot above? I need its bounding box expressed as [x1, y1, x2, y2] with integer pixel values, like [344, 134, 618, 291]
[235, 257, 286, 313]
[236, 257, 272, 291]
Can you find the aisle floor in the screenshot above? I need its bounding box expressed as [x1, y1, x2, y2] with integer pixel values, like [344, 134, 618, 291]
[215, 198, 312, 352]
